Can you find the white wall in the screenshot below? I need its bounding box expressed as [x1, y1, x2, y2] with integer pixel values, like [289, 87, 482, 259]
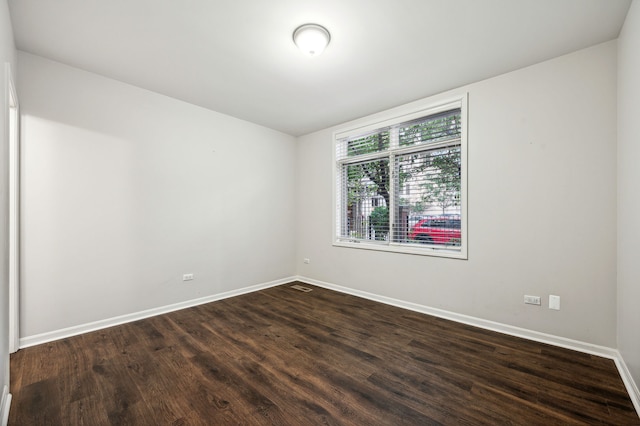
[0, 0, 14, 417]
[0, 0, 16, 417]
[618, 0, 640, 388]
[297, 41, 618, 347]
[18, 52, 296, 338]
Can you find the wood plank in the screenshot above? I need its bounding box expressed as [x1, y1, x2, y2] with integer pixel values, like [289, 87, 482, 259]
[9, 282, 640, 425]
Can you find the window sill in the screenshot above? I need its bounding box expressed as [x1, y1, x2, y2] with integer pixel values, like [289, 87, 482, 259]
[333, 240, 467, 260]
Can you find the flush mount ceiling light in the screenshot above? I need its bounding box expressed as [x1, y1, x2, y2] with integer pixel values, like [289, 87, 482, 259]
[293, 24, 331, 57]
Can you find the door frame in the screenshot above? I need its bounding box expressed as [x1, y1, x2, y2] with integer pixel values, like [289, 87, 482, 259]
[6, 63, 19, 353]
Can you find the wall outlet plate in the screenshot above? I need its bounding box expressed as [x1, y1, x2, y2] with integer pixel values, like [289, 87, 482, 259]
[524, 295, 541, 305]
[182, 273, 194, 281]
[549, 295, 561, 310]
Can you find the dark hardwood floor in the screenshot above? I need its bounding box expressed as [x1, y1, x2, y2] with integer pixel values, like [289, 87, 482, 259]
[9, 282, 640, 425]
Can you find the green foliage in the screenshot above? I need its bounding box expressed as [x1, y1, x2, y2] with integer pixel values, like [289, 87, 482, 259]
[345, 164, 374, 206]
[345, 159, 390, 208]
[347, 132, 390, 157]
[369, 206, 389, 240]
[421, 148, 461, 214]
[399, 112, 461, 147]
[345, 132, 392, 208]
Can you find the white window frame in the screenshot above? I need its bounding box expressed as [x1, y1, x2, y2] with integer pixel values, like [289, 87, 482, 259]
[332, 94, 468, 259]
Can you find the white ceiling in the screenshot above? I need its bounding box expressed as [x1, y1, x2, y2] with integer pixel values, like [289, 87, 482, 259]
[8, 0, 632, 136]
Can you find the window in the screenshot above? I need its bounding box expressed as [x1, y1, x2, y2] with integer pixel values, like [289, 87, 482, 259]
[334, 96, 467, 258]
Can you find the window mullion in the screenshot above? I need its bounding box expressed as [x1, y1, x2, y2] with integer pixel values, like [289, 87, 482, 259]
[389, 126, 400, 149]
[388, 127, 399, 243]
[339, 151, 386, 166]
[339, 165, 347, 238]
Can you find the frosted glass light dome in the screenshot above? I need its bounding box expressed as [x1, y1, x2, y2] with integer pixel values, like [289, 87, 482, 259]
[293, 24, 331, 57]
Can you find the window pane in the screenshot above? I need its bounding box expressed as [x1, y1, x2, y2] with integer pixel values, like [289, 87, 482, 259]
[340, 159, 390, 241]
[399, 109, 461, 147]
[336, 130, 390, 160]
[393, 146, 461, 247]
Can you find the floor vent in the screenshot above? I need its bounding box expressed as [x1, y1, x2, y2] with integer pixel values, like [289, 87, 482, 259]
[290, 284, 313, 293]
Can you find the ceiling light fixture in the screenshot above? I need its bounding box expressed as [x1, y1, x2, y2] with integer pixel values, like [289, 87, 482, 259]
[293, 24, 331, 57]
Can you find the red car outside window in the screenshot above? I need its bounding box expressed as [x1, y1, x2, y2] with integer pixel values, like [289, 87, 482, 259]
[409, 216, 461, 245]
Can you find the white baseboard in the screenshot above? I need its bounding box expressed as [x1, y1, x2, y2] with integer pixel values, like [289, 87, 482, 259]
[15, 274, 640, 417]
[1, 385, 11, 426]
[614, 353, 640, 416]
[19, 276, 296, 349]
[295, 275, 640, 416]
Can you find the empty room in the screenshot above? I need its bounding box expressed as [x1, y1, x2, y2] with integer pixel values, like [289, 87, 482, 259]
[0, 0, 639, 424]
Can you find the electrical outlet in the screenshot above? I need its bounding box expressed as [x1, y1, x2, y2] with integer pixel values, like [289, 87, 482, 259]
[182, 273, 194, 281]
[549, 295, 560, 310]
[524, 295, 541, 305]
[303, 258, 310, 264]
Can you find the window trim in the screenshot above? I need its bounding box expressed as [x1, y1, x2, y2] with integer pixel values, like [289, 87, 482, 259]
[332, 93, 468, 259]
